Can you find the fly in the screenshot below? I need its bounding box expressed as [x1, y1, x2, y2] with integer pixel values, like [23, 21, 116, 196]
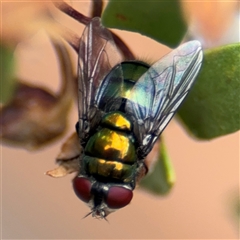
[73, 17, 203, 219]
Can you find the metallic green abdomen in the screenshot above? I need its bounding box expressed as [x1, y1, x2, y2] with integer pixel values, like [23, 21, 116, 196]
[83, 112, 137, 182]
[85, 128, 136, 162]
[83, 156, 136, 182]
[82, 62, 150, 183]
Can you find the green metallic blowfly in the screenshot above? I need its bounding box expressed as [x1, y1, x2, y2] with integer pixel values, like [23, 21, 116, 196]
[73, 17, 203, 219]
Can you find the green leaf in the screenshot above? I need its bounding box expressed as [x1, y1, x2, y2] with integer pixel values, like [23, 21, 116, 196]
[102, 0, 187, 47]
[140, 140, 175, 195]
[0, 45, 16, 103]
[178, 43, 240, 139]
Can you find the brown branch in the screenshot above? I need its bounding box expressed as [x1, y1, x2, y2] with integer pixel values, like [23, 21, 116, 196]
[52, 1, 91, 25]
[90, 0, 103, 18]
[112, 34, 135, 60]
[60, 28, 80, 53]
[53, 0, 135, 60]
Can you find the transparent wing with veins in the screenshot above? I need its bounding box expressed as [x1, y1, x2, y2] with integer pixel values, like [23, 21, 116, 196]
[125, 41, 203, 157]
[78, 17, 123, 143]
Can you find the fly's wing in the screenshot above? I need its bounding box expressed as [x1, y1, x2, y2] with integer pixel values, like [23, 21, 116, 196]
[78, 17, 123, 143]
[125, 41, 203, 157]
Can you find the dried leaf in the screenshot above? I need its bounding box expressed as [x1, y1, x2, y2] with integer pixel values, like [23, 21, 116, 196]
[56, 132, 81, 160]
[0, 39, 74, 150]
[46, 132, 81, 178]
[45, 158, 79, 178]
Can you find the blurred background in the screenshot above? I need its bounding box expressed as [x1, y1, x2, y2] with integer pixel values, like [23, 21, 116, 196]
[1, 1, 239, 239]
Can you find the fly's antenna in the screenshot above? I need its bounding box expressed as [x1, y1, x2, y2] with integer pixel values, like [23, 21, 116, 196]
[103, 216, 109, 223]
[82, 210, 93, 219]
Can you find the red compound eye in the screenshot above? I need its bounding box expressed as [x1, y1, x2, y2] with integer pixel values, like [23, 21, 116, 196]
[106, 186, 133, 209]
[72, 177, 92, 203]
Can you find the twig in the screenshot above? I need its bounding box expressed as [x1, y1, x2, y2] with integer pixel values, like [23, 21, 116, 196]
[52, 1, 91, 25]
[90, 0, 103, 18]
[53, 0, 135, 60]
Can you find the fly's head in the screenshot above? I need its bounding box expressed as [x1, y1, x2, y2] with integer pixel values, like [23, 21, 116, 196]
[72, 175, 133, 219]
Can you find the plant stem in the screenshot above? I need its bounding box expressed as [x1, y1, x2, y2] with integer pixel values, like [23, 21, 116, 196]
[90, 0, 103, 18]
[53, 0, 135, 60]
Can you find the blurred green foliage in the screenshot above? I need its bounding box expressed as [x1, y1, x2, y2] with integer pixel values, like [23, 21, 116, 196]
[0, 45, 16, 103]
